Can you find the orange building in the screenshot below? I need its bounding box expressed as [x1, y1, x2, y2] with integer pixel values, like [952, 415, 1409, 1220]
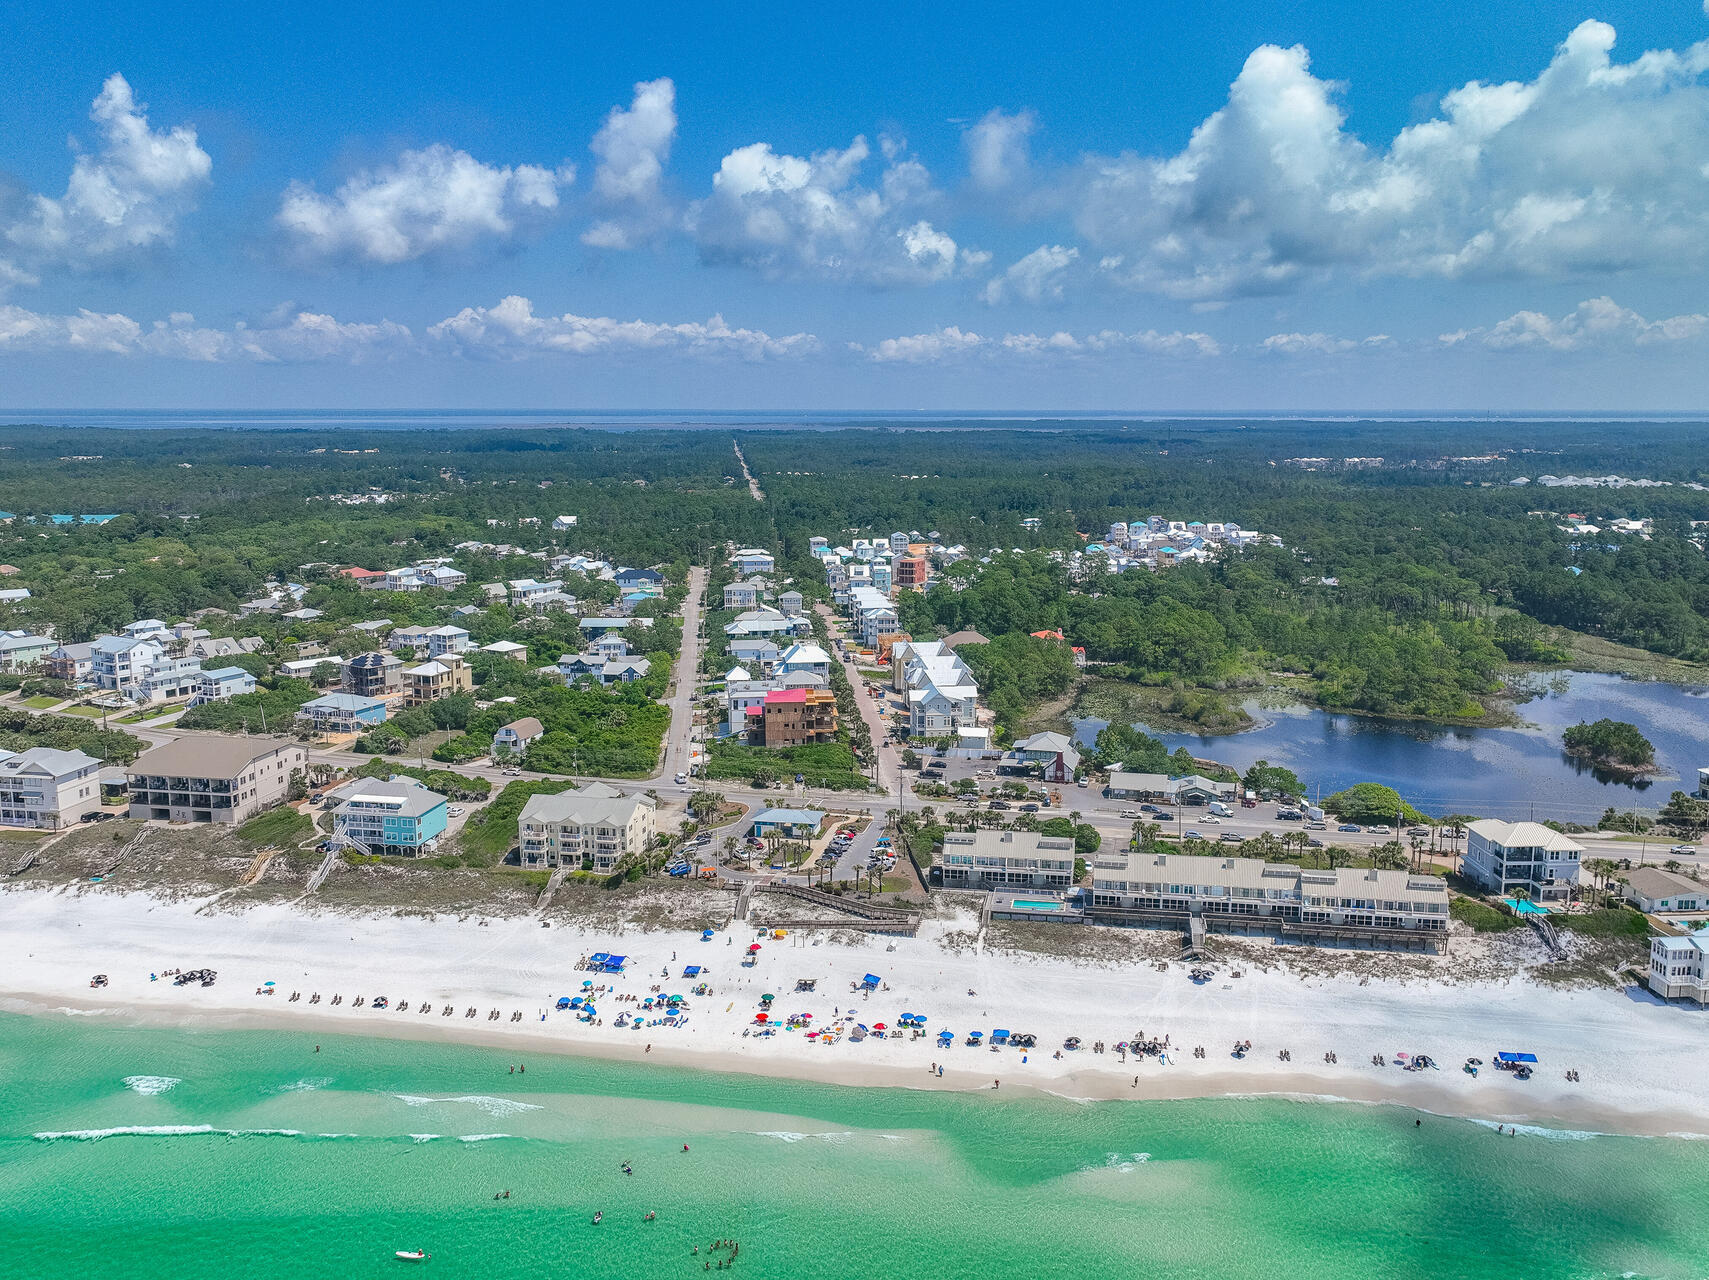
[893, 555, 929, 592]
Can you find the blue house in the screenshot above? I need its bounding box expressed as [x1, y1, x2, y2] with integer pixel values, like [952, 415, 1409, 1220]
[750, 808, 826, 839]
[296, 692, 389, 733]
[332, 777, 448, 856]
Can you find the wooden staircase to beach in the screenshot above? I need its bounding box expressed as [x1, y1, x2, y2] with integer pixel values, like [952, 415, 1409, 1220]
[306, 848, 340, 893]
[240, 849, 275, 885]
[534, 866, 568, 914]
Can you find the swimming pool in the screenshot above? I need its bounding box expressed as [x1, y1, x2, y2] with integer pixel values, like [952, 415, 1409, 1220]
[1502, 897, 1551, 916]
[1011, 899, 1066, 911]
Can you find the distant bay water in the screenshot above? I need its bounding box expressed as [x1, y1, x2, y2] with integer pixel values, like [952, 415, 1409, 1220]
[1, 1013, 1707, 1279]
[1076, 671, 1709, 822]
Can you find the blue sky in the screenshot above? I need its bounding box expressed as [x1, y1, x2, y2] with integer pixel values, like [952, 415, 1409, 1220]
[3, 0, 1709, 410]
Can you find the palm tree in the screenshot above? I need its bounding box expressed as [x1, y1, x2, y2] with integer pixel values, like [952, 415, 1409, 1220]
[1131, 820, 1161, 851]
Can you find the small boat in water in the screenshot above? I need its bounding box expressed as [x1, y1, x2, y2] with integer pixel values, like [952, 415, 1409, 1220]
[395, 1249, 431, 1261]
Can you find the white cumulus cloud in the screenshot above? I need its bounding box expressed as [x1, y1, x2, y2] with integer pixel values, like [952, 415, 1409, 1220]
[1074, 21, 1709, 300]
[862, 324, 1220, 362]
[690, 135, 971, 284]
[1, 74, 211, 283]
[1261, 332, 1392, 355]
[278, 144, 574, 264]
[981, 244, 1079, 304]
[0, 303, 410, 362]
[582, 77, 678, 250]
[964, 108, 1036, 192]
[1441, 296, 1709, 350]
[427, 295, 816, 360]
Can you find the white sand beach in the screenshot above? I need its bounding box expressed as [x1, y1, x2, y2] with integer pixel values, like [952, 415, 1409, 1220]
[1, 887, 1701, 1136]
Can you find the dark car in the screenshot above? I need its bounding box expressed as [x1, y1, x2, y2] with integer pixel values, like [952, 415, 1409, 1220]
[988, 800, 1011, 810]
[1338, 823, 1362, 833]
[1307, 838, 1324, 848]
[1153, 812, 1174, 822]
[1020, 803, 1040, 813]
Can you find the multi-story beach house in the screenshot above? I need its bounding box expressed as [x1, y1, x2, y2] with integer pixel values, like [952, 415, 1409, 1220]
[90, 633, 165, 695]
[517, 783, 656, 873]
[402, 654, 473, 706]
[1648, 927, 1709, 1004]
[296, 692, 389, 734]
[1463, 820, 1583, 903]
[189, 666, 256, 706]
[126, 736, 307, 825]
[330, 777, 448, 857]
[343, 650, 404, 698]
[492, 717, 544, 757]
[0, 747, 102, 829]
[0, 632, 54, 673]
[938, 829, 1077, 892]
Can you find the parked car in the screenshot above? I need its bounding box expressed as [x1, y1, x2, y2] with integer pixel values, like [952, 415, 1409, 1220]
[1307, 821, 1328, 831]
[1185, 830, 1204, 840]
[988, 800, 1011, 810]
[1338, 823, 1362, 833]
[1407, 826, 1432, 836]
[1077, 778, 1088, 788]
[448, 806, 465, 817]
[1370, 825, 1392, 835]
[1307, 838, 1324, 848]
[1020, 803, 1040, 813]
[1119, 809, 1142, 819]
[1218, 832, 1243, 843]
[502, 768, 523, 776]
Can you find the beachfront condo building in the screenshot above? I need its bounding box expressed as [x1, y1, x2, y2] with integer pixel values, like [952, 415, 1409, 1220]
[517, 783, 656, 874]
[1462, 820, 1583, 904]
[126, 735, 308, 825]
[939, 829, 1078, 891]
[0, 747, 103, 829]
[1088, 850, 1450, 948]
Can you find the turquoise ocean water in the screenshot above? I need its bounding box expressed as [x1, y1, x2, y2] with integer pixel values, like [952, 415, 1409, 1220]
[1, 1012, 1706, 1279]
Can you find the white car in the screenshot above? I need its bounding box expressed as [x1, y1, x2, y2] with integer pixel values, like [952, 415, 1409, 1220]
[674, 772, 688, 784]
[1200, 816, 1222, 825]
[448, 806, 465, 817]
[1370, 825, 1392, 835]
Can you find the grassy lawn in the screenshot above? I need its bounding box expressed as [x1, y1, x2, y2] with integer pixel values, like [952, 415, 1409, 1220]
[235, 806, 315, 847]
[0, 828, 47, 844]
[1558, 907, 1651, 938]
[21, 695, 65, 709]
[1451, 896, 1520, 931]
[116, 702, 186, 724]
[58, 705, 108, 718]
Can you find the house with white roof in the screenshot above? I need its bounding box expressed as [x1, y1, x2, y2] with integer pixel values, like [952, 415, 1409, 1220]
[90, 634, 165, 695]
[776, 641, 831, 679]
[731, 548, 775, 575]
[891, 639, 980, 735]
[481, 639, 530, 662]
[1649, 926, 1709, 1004]
[1463, 820, 1583, 903]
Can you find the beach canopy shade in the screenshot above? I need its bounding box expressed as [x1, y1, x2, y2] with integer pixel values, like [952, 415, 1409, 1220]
[1496, 1052, 1539, 1063]
[556, 997, 571, 1008]
[938, 1030, 953, 1041]
[862, 974, 881, 986]
[683, 965, 703, 977]
[992, 1029, 1011, 1039]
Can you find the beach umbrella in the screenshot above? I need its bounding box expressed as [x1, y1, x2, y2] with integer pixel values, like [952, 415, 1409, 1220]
[872, 1022, 887, 1031]
[748, 943, 762, 952]
[582, 980, 594, 988]
[761, 993, 775, 1001]
[263, 981, 275, 987]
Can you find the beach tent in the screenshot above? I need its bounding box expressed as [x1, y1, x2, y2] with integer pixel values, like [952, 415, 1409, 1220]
[1495, 1052, 1539, 1063]
[991, 1029, 1011, 1044]
[683, 965, 703, 977]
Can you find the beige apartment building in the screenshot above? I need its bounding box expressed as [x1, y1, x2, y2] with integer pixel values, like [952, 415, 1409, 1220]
[127, 735, 307, 825]
[517, 783, 656, 874]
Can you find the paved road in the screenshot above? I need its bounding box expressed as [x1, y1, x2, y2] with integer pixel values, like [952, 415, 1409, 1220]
[814, 602, 898, 796]
[654, 565, 707, 785]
